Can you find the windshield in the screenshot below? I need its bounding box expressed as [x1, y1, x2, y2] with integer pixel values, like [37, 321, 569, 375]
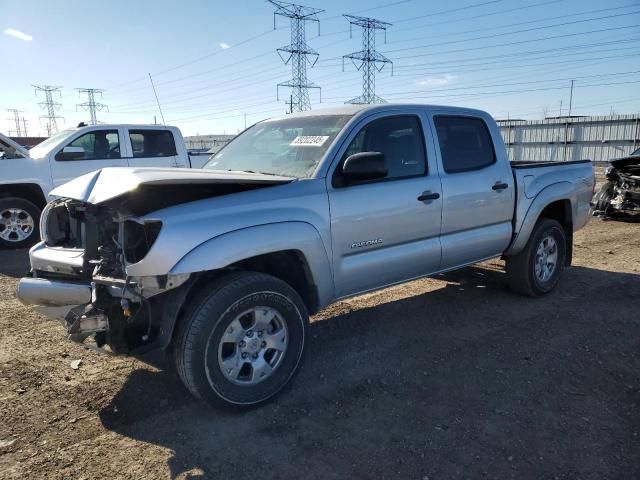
[204, 114, 352, 178]
[29, 129, 75, 158]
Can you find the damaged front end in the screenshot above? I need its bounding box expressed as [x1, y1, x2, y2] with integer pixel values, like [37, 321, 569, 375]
[592, 152, 640, 219]
[18, 197, 192, 354]
[16, 167, 292, 354]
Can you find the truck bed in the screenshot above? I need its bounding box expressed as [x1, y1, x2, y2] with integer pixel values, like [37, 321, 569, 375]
[508, 159, 594, 253]
[510, 160, 591, 169]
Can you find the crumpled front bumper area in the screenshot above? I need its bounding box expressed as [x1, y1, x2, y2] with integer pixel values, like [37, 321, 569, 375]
[17, 277, 91, 307]
[17, 242, 193, 355]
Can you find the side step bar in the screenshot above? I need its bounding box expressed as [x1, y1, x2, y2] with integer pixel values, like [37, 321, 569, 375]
[17, 277, 92, 307]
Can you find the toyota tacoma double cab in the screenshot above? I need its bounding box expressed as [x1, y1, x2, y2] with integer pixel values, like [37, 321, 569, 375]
[17, 105, 595, 409]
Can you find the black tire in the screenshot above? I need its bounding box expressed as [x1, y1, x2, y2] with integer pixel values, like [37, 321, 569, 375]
[0, 197, 41, 249]
[173, 271, 308, 410]
[505, 218, 567, 297]
[592, 181, 613, 213]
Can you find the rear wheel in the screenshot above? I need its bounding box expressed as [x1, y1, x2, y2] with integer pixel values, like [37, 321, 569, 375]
[173, 271, 308, 410]
[506, 218, 567, 297]
[0, 197, 41, 249]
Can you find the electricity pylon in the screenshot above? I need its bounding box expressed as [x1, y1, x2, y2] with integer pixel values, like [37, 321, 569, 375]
[76, 88, 108, 125]
[343, 14, 393, 105]
[33, 85, 64, 135]
[6, 109, 23, 136]
[268, 0, 324, 112]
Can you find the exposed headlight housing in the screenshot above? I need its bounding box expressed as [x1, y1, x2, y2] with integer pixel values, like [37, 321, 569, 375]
[122, 219, 162, 264]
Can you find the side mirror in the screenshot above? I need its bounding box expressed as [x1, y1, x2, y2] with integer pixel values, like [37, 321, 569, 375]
[342, 152, 387, 182]
[57, 146, 85, 161]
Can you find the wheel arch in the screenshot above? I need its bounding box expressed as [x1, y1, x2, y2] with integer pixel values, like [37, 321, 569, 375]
[506, 181, 575, 261]
[169, 222, 334, 314]
[0, 183, 47, 209]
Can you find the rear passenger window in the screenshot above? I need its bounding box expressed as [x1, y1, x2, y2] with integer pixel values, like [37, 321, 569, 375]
[434, 116, 495, 173]
[129, 130, 177, 158]
[340, 115, 426, 181]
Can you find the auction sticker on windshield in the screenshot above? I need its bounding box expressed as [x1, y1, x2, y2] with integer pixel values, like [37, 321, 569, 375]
[290, 135, 330, 147]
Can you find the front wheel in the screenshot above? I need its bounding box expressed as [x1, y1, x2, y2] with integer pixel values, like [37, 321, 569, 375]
[173, 272, 308, 410]
[506, 218, 567, 297]
[0, 197, 41, 249]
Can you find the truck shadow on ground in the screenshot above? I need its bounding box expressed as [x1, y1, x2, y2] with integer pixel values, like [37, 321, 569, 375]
[0, 248, 29, 278]
[98, 264, 640, 479]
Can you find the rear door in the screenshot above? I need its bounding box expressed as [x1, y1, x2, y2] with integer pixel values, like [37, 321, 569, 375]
[430, 113, 514, 268]
[50, 128, 129, 187]
[327, 111, 443, 298]
[125, 128, 188, 168]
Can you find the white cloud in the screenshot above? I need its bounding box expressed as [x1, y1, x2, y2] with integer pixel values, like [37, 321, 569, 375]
[218, 42, 230, 50]
[3, 28, 33, 41]
[415, 74, 456, 87]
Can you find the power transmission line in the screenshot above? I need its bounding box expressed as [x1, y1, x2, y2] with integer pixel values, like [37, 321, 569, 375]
[108, 39, 639, 117]
[33, 85, 64, 135]
[391, 23, 640, 61]
[76, 88, 108, 125]
[343, 14, 392, 104]
[6, 109, 23, 136]
[382, 9, 640, 54]
[269, 0, 324, 112]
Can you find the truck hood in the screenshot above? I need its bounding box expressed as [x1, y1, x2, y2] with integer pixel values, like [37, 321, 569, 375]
[0, 132, 30, 158]
[49, 167, 294, 204]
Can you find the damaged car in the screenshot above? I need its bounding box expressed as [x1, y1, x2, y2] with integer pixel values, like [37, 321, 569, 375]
[592, 147, 640, 218]
[17, 105, 594, 410]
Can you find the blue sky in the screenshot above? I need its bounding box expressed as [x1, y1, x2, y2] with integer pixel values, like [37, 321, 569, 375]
[1, 0, 639, 136]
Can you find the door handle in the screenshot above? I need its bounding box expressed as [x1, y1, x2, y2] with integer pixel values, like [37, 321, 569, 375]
[417, 191, 440, 201]
[492, 182, 509, 191]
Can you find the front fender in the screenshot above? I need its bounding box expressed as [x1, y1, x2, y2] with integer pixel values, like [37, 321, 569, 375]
[169, 221, 334, 308]
[505, 182, 575, 256]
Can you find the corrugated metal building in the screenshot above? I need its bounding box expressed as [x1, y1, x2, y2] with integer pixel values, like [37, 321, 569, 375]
[497, 114, 640, 162]
[184, 134, 235, 153]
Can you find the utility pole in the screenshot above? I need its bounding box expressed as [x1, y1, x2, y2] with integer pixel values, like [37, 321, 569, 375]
[269, 0, 324, 113]
[568, 79, 574, 117]
[33, 85, 64, 135]
[6, 109, 23, 136]
[343, 14, 393, 104]
[76, 88, 108, 125]
[285, 94, 295, 114]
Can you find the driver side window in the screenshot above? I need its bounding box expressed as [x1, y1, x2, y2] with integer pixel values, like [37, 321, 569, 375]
[58, 130, 121, 161]
[338, 115, 427, 183]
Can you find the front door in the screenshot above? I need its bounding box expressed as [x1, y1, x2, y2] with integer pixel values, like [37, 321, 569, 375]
[327, 113, 443, 298]
[50, 128, 129, 187]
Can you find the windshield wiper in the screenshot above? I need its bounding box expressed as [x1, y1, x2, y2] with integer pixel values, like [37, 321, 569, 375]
[227, 169, 293, 178]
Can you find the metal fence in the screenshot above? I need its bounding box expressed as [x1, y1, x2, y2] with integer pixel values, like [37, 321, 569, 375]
[183, 134, 235, 153]
[497, 114, 640, 162]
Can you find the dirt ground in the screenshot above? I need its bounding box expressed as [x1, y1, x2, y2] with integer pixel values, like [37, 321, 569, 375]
[0, 219, 638, 479]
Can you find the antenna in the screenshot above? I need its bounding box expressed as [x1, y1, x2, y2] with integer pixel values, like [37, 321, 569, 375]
[268, 0, 324, 112]
[33, 85, 64, 135]
[343, 14, 393, 104]
[76, 88, 108, 125]
[148, 73, 166, 125]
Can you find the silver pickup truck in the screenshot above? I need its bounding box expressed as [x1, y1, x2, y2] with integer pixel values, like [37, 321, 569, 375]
[17, 104, 594, 409]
